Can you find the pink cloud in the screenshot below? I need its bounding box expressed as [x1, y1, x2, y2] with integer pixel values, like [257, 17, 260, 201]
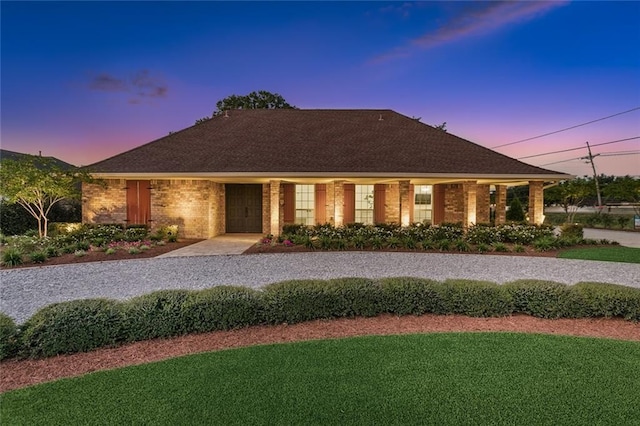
[372, 1, 569, 63]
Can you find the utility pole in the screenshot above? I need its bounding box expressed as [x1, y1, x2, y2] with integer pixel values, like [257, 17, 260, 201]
[581, 141, 602, 208]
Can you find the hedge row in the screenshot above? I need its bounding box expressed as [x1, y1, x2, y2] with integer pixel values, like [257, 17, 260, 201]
[1, 279, 638, 360]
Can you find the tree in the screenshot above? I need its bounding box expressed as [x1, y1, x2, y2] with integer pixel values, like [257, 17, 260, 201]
[550, 177, 595, 223]
[602, 175, 640, 215]
[0, 155, 93, 237]
[213, 90, 295, 115]
[506, 197, 525, 222]
[434, 122, 447, 132]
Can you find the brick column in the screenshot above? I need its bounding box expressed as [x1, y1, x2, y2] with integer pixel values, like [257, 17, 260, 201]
[495, 185, 507, 224]
[528, 181, 544, 225]
[270, 180, 281, 236]
[325, 181, 336, 225]
[333, 180, 344, 227]
[475, 184, 491, 224]
[399, 180, 411, 226]
[462, 181, 477, 228]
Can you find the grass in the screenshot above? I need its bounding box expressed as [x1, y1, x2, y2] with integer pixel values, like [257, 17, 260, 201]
[2, 333, 639, 425]
[558, 246, 640, 263]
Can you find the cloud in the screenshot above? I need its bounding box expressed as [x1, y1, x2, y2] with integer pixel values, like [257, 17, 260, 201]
[378, 2, 417, 19]
[89, 73, 127, 92]
[89, 70, 168, 103]
[372, 1, 568, 63]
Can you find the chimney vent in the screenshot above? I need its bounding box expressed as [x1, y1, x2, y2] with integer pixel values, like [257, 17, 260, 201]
[378, 114, 383, 121]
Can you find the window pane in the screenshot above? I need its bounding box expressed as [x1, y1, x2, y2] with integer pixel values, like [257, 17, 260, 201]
[355, 184, 374, 224]
[414, 185, 433, 224]
[295, 184, 315, 226]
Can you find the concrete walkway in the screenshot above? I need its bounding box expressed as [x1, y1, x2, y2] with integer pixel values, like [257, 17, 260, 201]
[583, 228, 640, 248]
[155, 233, 262, 257]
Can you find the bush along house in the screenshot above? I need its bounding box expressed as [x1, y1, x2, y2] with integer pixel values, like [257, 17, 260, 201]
[83, 109, 572, 238]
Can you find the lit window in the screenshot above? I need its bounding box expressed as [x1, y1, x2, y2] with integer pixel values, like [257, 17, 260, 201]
[355, 184, 374, 224]
[414, 185, 432, 223]
[295, 184, 315, 225]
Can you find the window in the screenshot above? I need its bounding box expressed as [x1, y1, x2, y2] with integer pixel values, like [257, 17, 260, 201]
[295, 184, 315, 225]
[355, 184, 374, 224]
[413, 185, 432, 223]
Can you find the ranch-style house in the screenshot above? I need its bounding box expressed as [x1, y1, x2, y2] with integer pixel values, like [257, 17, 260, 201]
[83, 109, 572, 238]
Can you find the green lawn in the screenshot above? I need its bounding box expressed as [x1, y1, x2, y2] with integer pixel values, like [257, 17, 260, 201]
[558, 246, 640, 263]
[2, 333, 639, 425]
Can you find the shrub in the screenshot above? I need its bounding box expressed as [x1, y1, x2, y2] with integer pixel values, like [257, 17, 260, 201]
[2, 248, 23, 266]
[378, 277, 447, 315]
[74, 250, 87, 257]
[454, 239, 471, 252]
[506, 198, 525, 222]
[436, 239, 451, 251]
[20, 299, 124, 358]
[572, 282, 640, 321]
[182, 286, 264, 333]
[0, 313, 18, 360]
[616, 216, 630, 229]
[262, 278, 382, 324]
[492, 242, 508, 252]
[44, 245, 61, 258]
[29, 251, 47, 264]
[105, 248, 117, 255]
[75, 241, 91, 251]
[122, 290, 192, 341]
[533, 237, 557, 252]
[466, 224, 498, 245]
[476, 243, 491, 253]
[513, 244, 525, 253]
[128, 247, 140, 254]
[503, 280, 582, 318]
[440, 280, 513, 317]
[560, 224, 584, 239]
[139, 245, 151, 251]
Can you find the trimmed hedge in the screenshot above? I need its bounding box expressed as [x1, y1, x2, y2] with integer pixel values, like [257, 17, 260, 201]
[182, 286, 264, 333]
[0, 313, 18, 360]
[19, 299, 123, 358]
[2, 278, 639, 360]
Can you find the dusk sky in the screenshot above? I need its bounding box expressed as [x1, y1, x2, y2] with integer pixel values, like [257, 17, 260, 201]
[2, 1, 639, 177]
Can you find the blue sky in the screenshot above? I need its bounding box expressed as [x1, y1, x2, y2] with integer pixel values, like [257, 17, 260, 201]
[1, 1, 639, 176]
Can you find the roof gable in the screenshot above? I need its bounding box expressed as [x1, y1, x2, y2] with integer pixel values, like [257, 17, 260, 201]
[88, 109, 567, 177]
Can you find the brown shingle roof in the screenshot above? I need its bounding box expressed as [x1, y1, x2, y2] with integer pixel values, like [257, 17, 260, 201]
[88, 109, 568, 177]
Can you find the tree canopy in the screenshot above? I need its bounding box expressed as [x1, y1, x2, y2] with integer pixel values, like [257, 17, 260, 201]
[0, 155, 93, 237]
[195, 91, 296, 124]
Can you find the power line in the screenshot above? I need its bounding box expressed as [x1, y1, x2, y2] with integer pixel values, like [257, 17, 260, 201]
[491, 106, 640, 149]
[540, 150, 640, 166]
[517, 136, 640, 160]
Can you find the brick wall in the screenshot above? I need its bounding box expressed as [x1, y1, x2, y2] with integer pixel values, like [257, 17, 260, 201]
[476, 184, 490, 224]
[151, 179, 215, 239]
[385, 183, 400, 223]
[82, 180, 127, 225]
[528, 181, 544, 225]
[443, 184, 464, 224]
[495, 185, 507, 224]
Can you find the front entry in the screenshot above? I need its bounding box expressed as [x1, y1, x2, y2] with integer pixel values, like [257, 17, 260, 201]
[225, 184, 263, 233]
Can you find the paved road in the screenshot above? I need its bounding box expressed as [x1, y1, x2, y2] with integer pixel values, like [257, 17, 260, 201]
[1, 252, 638, 323]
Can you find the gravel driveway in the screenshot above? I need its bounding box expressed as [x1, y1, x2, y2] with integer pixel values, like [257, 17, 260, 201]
[2, 252, 639, 324]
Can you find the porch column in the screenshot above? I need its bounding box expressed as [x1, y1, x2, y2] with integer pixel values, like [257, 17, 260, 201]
[269, 180, 282, 236]
[476, 184, 491, 224]
[333, 180, 345, 227]
[399, 180, 411, 226]
[495, 185, 507, 224]
[528, 181, 544, 225]
[462, 181, 477, 229]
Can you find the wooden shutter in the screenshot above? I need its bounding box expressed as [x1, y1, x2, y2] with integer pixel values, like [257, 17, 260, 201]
[282, 183, 295, 223]
[315, 184, 326, 224]
[432, 184, 445, 225]
[126, 180, 151, 225]
[408, 184, 415, 224]
[343, 183, 355, 224]
[374, 184, 386, 224]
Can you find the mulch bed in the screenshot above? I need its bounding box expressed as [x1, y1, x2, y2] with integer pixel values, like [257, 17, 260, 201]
[1, 239, 204, 270]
